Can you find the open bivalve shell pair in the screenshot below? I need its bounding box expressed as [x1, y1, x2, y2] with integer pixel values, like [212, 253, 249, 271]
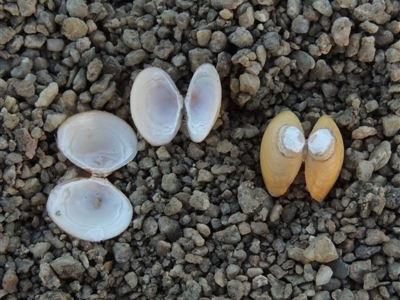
[47, 111, 137, 242]
[260, 110, 344, 202]
[130, 63, 221, 146]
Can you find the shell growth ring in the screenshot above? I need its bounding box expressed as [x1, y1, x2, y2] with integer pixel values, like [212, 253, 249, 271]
[260, 110, 344, 202]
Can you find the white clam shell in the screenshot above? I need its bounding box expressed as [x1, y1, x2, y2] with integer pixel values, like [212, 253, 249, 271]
[57, 111, 138, 177]
[130, 67, 183, 146]
[47, 177, 133, 242]
[185, 63, 221, 143]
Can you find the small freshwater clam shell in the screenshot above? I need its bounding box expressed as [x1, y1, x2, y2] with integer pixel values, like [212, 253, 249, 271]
[305, 115, 344, 201]
[260, 111, 305, 197]
[47, 177, 133, 242]
[185, 63, 222, 143]
[130, 67, 183, 146]
[57, 111, 138, 177]
[260, 111, 344, 201]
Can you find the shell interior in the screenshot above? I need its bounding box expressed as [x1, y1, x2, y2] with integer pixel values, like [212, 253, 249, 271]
[46, 177, 133, 242]
[130, 67, 183, 146]
[57, 111, 138, 177]
[185, 63, 222, 143]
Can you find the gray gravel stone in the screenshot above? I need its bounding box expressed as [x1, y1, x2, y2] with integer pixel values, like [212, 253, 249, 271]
[18, 0, 37, 17]
[2, 266, 18, 293]
[66, 0, 89, 18]
[154, 40, 174, 60]
[125, 49, 148, 67]
[209, 31, 227, 53]
[29, 242, 51, 259]
[164, 197, 182, 216]
[304, 235, 339, 263]
[214, 225, 241, 244]
[158, 216, 182, 242]
[291, 15, 310, 34]
[312, 0, 332, 16]
[143, 216, 158, 237]
[316, 265, 333, 286]
[382, 115, 400, 137]
[228, 27, 253, 48]
[188, 48, 213, 71]
[211, 0, 243, 10]
[227, 279, 245, 300]
[189, 190, 210, 211]
[122, 29, 141, 50]
[161, 173, 182, 194]
[50, 255, 85, 279]
[358, 36, 376, 62]
[140, 31, 157, 52]
[263, 31, 281, 53]
[363, 272, 379, 290]
[39, 263, 61, 289]
[291, 51, 315, 74]
[331, 17, 352, 47]
[287, 0, 301, 19]
[349, 260, 371, 283]
[62, 18, 88, 41]
[86, 58, 103, 82]
[113, 242, 132, 263]
[356, 160, 374, 182]
[47, 39, 65, 52]
[382, 239, 400, 259]
[353, 1, 391, 25]
[124, 272, 138, 289]
[182, 279, 202, 300]
[35, 82, 58, 108]
[239, 72, 260, 96]
[369, 141, 391, 171]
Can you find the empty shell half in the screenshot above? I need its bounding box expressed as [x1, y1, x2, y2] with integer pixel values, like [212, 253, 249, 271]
[130, 67, 183, 146]
[185, 63, 222, 143]
[305, 115, 344, 202]
[260, 110, 305, 197]
[57, 111, 138, 177]
[47, 177, 133, 242]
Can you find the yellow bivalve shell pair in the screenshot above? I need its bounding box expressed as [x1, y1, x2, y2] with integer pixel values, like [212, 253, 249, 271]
[260, 110, 344, 202]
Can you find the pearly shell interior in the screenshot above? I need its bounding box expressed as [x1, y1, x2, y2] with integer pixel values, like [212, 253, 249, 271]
[130, 64, 221, 145]
[57, 111, 138, 177]
[130, 67, 183, 146]
[185, 63, 222, 143]
[47, 177, 133, 242]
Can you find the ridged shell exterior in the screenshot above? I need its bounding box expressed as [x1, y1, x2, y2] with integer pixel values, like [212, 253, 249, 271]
[47, 177, 133, 242]
[130, 67, 183, 146]
[305, 115, 344, 201]
[260, 111, 305, 197]
[57, 111, 138, 177]
[185, 64, 221, 143]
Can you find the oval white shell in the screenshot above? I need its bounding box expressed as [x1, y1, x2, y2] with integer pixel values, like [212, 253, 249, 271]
[57, 111, 138, 177]
[130, 67, 183, 146]
[185, 63, 221, 143]
[47, 177, 133, 242]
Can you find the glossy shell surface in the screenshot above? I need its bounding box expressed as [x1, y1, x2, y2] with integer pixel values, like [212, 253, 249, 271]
[57, 111, 138, 177]
[260, 110, 305, 197]
[47, 177, 133, 242]
[185, 63, 222, 143]
[130, 67, 183, 146]
[305, 115, 344, 201]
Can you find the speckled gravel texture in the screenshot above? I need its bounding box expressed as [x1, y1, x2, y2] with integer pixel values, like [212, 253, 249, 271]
[1, 0, 400, 299]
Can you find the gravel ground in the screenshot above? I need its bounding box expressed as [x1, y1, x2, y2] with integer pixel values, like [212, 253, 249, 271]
[1, 0, 400, 299]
